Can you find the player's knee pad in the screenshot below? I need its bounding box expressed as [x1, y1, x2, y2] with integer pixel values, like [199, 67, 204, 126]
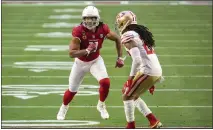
[99, 78, 110, 89]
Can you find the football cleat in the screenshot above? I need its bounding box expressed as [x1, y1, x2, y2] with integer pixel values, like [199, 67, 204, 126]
[150, 121, 163, 129]
[57, 104, 69, 120]
[97, 101, 109, 120]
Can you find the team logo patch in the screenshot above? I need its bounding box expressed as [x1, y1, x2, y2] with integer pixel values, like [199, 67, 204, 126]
[100, 34, 103, 38]
[92, 35, 95, 39]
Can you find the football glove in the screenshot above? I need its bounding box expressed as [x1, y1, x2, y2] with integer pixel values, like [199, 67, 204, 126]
[149, 85, 155, 95]
[115, 57, 124, 68]
[86, 43, 97, 55]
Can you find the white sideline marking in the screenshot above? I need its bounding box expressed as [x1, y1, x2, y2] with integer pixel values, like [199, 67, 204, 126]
[2, 54, 212, 57]
[2, 106, 212, 108]
[2, 75, 212, 78]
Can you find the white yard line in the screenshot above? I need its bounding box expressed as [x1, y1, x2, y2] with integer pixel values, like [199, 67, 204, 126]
[109, 89, 212, 92]
[2, 33, 211, 36]
[2, 64, 212, 68]
[2, 46, 212, 50]
[1, 75, 212, 78]
[2, 54, 212, 57]
[2, 23, 212, 26]
[2, 39, 211, 43]
[2, 28, 211, 36]
[2, 105, 212, 108]
[2, 1, 212, 6]
[53, 8, 83, 13]
[2, 20, 212, 23]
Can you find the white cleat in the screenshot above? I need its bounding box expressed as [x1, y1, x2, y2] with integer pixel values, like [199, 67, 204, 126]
[97, 101, 109, 120]
[57, 104, 69, 120]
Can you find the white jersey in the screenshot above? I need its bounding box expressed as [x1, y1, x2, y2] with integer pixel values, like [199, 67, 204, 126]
[121, 30, 162, 76]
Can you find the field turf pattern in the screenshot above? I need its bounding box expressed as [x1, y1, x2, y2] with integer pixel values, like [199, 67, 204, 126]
[1, 3, 213, 128]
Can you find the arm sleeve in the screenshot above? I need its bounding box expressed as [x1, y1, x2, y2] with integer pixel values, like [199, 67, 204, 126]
[129, 47, 142, 76]
[121, 31, 134, 44]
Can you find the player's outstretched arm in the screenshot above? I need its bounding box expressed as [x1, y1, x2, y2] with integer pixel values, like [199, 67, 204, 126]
[106, 31, 124, 68]
[106, 31, 123, 58]
[69, 37, 96, 58]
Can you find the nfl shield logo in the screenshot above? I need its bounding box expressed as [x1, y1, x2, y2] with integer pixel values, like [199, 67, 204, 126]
[100, 34, 103, 38]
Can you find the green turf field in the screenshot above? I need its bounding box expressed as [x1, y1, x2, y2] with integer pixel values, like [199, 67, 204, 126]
[1, 2, 212, 128]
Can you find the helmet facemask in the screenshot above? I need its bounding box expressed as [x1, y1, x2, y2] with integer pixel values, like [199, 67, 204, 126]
[83, 16, 99, 30]
[115, 17, 130, 36]
[115, 11, 137, 35]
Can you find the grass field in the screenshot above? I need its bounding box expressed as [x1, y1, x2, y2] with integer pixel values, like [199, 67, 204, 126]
[1, 1, 212, 128]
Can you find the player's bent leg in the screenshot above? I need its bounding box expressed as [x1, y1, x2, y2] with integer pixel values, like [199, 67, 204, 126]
[131, 75, 162, 128]
[97, 78, 110, 120]
[57, 59, 87, 120]
[134, 97, 162, 128]
[134, 97, 152, 117]
[123, 95, 136, 128]
[125, 73, 149, 97]
[90, 56, 110, 120]
[99, 78, 110, 102]
[57, 90, 77, 120]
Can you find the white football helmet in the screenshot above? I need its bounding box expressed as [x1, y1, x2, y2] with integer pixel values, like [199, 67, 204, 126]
[82, 6, 100, 30]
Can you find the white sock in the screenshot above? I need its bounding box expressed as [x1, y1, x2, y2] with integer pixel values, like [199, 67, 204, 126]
[123, 100, 135, 122]
[134, 97, 151, 117]
[98, 100, 104, 105]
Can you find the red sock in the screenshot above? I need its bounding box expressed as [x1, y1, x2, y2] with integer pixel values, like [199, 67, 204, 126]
[126, 121, 135, 129]
[99, 78, 110, 102]
[63, 89, 77, 105]
[146, 113, 158, 125]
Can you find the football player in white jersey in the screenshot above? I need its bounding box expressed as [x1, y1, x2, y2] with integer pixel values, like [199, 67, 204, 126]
[115, 11, 164, 129]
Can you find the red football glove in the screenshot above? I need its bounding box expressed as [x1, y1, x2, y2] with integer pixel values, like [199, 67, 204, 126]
[149, 85, 155, 95]
[122, 79, 133, 95]
[86, 43, 97, 55]
[115, 57, 124, 68]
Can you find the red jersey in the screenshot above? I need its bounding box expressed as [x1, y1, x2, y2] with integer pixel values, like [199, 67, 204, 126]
[72, 23, 110, 62]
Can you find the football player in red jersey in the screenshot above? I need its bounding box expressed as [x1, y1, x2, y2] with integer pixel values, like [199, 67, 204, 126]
[57, 6, 124, 120]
